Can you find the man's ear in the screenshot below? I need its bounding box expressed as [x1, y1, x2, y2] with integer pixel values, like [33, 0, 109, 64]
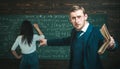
[84, 14, 88, 20]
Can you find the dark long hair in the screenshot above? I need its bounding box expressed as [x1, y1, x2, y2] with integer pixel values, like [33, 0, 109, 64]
[20, 20, 33, 46]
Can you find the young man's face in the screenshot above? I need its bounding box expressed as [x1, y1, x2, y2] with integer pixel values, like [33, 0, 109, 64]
[69, 9, 88, 31]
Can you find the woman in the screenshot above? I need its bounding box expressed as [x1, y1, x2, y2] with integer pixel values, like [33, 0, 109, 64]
[11, 20, 45, 69]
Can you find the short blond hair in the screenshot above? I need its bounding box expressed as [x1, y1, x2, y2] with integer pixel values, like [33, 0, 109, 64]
[69, 5, 86, 14]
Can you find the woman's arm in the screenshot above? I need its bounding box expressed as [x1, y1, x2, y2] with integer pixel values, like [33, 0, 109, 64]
[33, 23, 43, 35]
[11, 50, 22, 59]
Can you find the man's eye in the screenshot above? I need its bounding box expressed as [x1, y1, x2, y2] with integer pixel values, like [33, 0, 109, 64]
[77, 16, 81, 18]
[72, 17, 76, 19]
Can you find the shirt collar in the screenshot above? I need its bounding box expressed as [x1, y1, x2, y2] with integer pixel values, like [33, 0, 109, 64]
[81, 21, 89, 33]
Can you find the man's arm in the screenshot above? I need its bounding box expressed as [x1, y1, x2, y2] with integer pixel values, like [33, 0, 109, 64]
[40, 37, 71, 46]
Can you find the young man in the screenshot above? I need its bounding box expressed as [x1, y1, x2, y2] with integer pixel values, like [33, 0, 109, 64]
[40, 5, 118, 69]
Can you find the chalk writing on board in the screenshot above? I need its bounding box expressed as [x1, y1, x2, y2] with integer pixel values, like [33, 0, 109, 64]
[0, 14, 107, 59]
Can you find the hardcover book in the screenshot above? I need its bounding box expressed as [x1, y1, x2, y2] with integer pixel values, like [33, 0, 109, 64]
[98, 24, 111, 55]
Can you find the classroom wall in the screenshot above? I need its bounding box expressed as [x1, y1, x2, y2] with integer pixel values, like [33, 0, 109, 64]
[0, 0, 120, 69]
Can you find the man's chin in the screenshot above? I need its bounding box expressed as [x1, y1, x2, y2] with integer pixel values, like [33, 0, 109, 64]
[75, 28, 81, 31]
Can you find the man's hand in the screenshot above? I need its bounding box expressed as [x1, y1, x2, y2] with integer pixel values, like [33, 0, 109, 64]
[108, 36, 115, 49]
[40, 39, 47, 46]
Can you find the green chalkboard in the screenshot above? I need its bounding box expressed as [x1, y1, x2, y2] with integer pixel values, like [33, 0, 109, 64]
[0, 14, 107, 60]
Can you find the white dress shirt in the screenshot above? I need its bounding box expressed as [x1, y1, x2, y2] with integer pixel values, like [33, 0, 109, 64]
[11, 34, 45, 54]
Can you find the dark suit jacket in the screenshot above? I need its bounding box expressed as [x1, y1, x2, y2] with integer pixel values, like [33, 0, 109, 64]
[47, 24, 118, 69]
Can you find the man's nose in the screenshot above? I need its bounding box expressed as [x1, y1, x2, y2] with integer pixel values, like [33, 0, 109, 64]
[75, 18, 79, 23]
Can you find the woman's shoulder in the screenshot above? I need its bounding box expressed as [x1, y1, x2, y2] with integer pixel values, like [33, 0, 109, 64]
[33, 34, 40, 38]
[14, 35, 22, 41]
[33, 34, 38, 36]
[17, 35, 24, 39]
[33, 34, 45, 39]
[17, 35, 22, 38]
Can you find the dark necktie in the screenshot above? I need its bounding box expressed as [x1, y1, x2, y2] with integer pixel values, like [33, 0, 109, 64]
[76, 31, 83, 38]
